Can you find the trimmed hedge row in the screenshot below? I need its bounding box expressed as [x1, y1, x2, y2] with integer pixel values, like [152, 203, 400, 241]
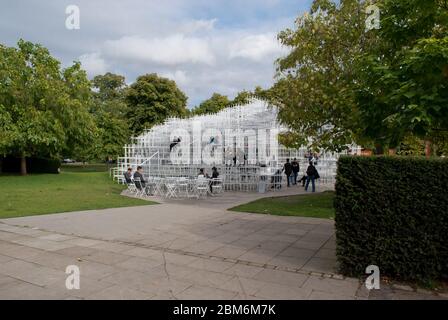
[334, 156, 448, 283]
[0, 157, 61, 174]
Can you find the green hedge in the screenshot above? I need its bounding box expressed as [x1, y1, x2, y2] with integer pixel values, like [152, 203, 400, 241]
[334, 156, 448, 283]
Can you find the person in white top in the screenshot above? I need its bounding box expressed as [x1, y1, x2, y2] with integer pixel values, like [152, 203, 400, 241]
[198, 168, 209, 179]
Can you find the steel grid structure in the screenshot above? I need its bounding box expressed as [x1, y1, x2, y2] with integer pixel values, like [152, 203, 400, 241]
[115, 98, 360, 191]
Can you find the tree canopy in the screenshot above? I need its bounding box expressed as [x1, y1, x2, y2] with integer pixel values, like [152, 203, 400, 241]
[355, 0, 448, 150]
[87, 72, 130, 161]
[125, 73, 188, 136]
[191, 93, 230, 116]
[270, 0, 448, 154]
[0, 40, 95, 174]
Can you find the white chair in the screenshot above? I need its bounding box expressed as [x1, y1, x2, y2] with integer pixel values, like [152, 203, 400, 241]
[165, 177, 178, 198]
[195, 178, 209, 199]
[210, 177, 223, 195]
[132, 177, 146, 197]
[177, 177, 189, 198]
[152, 177, 164, 196]
[126, 181, 138, 195]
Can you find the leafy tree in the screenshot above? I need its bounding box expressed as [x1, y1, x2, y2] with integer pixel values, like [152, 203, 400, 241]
[92, 72, 128, 117]
[92, 112, 129, 161]
[355, 0, 448, 152]
[90, 73, 130, 161]
[191, 93, 230, 115]
[271, 0, 369, 151]
[125, 73, 188, 135]
[271, 0, 448, 154]
[231, 87, 271, 105]
[231, 90, 252, 105]
[0, 40, 95, 174]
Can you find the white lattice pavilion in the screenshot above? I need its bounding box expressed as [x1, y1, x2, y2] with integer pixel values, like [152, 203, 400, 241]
[115, 98, 360, 191]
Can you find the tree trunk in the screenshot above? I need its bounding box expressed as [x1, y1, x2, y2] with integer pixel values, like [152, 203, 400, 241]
[20, 155, 27, 175]
[425, 140, 432, 158]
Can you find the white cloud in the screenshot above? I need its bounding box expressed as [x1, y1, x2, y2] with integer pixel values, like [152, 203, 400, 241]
[103, 35, 216, 66]
[229, 33, 285, 61]
[78, 52, 108, 76]
[2, 0, 302, 107]
[182, 18, 218, 34]
[161, 70, 189, 85]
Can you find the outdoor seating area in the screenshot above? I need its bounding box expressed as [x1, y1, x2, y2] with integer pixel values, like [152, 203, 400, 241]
[126, 176, 224, 199]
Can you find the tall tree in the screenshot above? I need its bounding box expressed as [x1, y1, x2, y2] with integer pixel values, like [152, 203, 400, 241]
[271, 0, 369, 151]
[125, 73, 188, 135]
[90, 73, 130, 161]
[355, 0, 448, 152]
[191, 93, 230, 115]
[92, 73, 127, 116]
[271, 0, 448, 153]
[231, 90, 252, 105]
[0, 40, 95, 174]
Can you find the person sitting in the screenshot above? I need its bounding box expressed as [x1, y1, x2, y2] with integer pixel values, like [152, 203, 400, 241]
[133, 166, 149, 194]
[297, 170, 307, 187]
[198, 168, 209, 179]
[211, 167, 219, 179]
[210, 167, 220, 193]
[123, 167, 133, 184]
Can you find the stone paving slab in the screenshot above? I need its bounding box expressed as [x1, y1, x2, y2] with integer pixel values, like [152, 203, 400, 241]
[0, 224, 445, 300]
[0, 187, 446, 300]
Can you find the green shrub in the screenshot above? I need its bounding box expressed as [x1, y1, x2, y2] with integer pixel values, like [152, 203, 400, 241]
[334, 156, 448, 283]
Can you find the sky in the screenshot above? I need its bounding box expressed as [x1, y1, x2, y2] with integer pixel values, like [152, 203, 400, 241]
[0, 0, 312, 107]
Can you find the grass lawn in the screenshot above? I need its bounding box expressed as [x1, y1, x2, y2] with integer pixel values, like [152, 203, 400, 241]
[0, 170, 154, 219]
[229, 191, 335, 219]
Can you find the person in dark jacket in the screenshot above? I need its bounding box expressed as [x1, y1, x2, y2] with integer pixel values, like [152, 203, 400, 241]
[133, 166, 146, 188]
[123, 167, 133, 184]
[291, 158, 300, 185]
[283, 158, 293, 187]
[210, 167, 220, 193]
[211, 167, 219, 179]
[305, 162, 317, 192]
[297, 169, 307, 187]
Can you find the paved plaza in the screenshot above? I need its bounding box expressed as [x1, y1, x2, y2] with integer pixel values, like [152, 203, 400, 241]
[0, 189, 446, 300]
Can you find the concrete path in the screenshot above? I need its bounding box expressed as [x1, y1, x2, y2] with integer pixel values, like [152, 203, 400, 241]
[0, 186, 446, 300]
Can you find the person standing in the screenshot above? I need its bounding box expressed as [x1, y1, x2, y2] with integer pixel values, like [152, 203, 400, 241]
[305, 161, 318, 192]
[291, 158, 300, 185]
[283, 158, 293, 187]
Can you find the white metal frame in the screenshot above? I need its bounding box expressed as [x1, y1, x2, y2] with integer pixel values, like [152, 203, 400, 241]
[114, 98, 361, 192]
